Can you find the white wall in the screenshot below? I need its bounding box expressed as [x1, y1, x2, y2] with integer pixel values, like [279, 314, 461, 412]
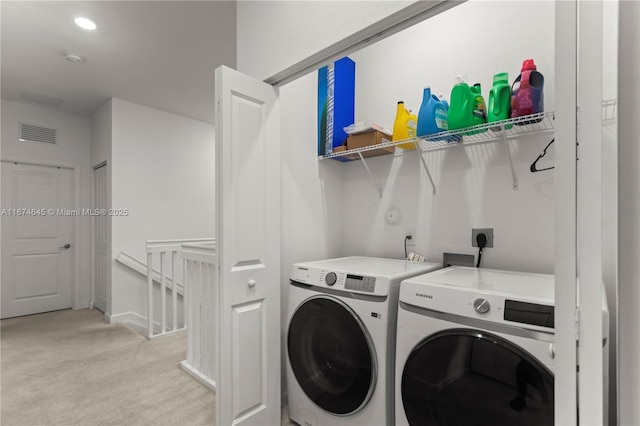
[239, 0, 557, 273]
[618, 1, 640, 423]
[280, 73, 344, 267]
[343, 0, 555, 272]
[237, 0, 415, 81]
[1, 99, 92, 308]
[109, 98, 215, 320]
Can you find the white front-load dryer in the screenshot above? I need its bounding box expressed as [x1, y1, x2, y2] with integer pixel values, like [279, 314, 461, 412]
[395, 266, 609, 426]
[286, 257, 441, 426]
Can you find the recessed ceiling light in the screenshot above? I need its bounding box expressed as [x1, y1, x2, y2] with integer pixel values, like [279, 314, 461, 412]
[64, 53, 84, 64]
[74, 17, 97, 30]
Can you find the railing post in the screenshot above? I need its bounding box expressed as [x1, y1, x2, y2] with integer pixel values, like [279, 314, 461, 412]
[212, 256, 218, 387]
[147, 252, 153, 339]
[184, 256, 192, 364]
[197, 261, 203, 371]
[160, 251, 167, 334]
[202, 260, 211, 378]
[205, 260, 215, 378]
[172, 251, 178, 332]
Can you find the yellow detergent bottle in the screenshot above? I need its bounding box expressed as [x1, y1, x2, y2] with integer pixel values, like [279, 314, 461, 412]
[393, 101, 418, 150]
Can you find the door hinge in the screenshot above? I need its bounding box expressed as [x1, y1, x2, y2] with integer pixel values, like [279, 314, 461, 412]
[217, 100, 220, 112]
[575, 307, 580, 341]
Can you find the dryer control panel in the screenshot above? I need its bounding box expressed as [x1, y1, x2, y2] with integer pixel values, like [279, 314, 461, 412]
[344, 274, 376, 293]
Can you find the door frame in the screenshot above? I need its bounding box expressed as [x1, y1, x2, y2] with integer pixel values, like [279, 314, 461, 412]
[0, 156, 82, 311]
[90, 161, 109, 314]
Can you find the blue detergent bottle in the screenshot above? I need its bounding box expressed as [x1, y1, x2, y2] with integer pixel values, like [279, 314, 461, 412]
[438, 94, 459, 142]
[439, 94, 449, 111]
[417, 87, 448, 137]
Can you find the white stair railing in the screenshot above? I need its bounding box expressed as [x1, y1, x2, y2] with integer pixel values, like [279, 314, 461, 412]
[115, 251, 181, 293]
[145, 238, 214, 340]
[179, 241, 217, 391]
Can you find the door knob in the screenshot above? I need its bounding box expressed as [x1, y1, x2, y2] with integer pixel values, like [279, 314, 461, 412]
[59, 243, 71, 249]
[248, 279, 256, 288]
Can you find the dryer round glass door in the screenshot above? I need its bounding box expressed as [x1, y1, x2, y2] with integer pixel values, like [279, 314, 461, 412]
[287, 295, 377, 415]
[401, 329, 553, 426]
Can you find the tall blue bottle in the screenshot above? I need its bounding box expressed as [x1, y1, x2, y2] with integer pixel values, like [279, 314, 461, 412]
[417, 87, 448, 137]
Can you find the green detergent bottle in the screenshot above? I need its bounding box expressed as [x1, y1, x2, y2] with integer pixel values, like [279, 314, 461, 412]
[488, 72, 512, 128]
[469, 83, 488, 134]
[448, 75, 471, 131]
[449, 76, 487, 135]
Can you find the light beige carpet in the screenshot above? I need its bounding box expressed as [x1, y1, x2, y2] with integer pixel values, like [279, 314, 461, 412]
[1, 309, 215, 425]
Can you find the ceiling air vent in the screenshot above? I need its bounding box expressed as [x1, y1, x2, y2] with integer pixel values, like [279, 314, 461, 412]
[20, 123, 57, 145]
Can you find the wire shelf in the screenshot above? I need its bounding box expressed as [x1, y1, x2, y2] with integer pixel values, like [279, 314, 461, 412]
[319, 102, 616, 197]
[319, 111, 555, 161]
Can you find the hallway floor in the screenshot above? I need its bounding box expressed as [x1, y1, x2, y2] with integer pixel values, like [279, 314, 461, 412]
[1, 309, 215, 425]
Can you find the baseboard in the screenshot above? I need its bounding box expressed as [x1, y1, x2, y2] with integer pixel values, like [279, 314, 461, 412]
[106, 311, 149, 337]
[180, 360, 217, 392]
[75, 301, 91, 310]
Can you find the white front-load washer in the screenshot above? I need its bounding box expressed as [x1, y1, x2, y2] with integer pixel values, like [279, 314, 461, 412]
[395, 266, 609, 426]
[286, 256, 441, 426]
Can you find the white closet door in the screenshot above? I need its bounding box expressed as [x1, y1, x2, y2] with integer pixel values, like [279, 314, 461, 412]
[214, 65, 281, 426]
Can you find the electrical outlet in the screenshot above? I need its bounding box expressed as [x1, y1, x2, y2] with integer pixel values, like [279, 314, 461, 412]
[472, 228, 494, 248]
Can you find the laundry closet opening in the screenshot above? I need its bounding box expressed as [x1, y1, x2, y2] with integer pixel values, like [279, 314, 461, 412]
[245, 1, 616, 425]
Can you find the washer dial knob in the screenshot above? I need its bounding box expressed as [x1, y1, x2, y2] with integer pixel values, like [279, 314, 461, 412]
[473, 298, 490, 314]
[325, 272, 337, 286]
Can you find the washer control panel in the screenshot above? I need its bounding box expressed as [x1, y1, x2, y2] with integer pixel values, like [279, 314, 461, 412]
[344, 274, 376, 293]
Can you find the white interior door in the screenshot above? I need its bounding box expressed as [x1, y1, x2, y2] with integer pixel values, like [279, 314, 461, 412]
[1, 162, 74, 319]
[93, 163, 108, 313]
[214, 65, 281, 426]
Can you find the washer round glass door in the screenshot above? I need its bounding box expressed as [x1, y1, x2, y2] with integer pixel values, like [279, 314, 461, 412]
[287, 295, 377, 415]
[401, 329, 554, 426]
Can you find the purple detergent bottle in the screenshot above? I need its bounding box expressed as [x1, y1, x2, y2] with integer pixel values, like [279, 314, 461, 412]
[511, 59, 544, 124]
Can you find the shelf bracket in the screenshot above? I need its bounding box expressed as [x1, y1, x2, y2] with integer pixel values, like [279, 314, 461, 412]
[413, 140, 437, 195]
[356, 152, 383, 198]
[501, 127, 519, 190]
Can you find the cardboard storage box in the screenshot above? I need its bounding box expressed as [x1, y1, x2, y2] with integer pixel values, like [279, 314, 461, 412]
[346, 130, 394, 158]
